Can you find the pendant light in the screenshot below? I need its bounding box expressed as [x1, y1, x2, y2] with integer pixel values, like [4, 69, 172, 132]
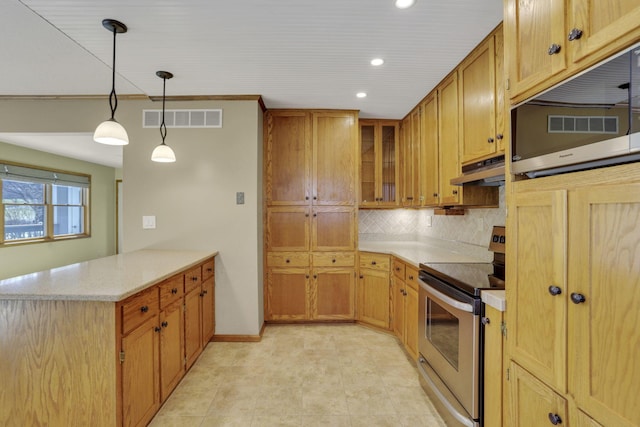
[94, 19, 129, 146]
[151, 71, 177, 163]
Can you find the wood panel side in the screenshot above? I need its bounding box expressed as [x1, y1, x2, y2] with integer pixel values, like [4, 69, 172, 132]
[0, 299, 117, 427]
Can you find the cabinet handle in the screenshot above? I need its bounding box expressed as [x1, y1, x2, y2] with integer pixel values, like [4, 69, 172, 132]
[285, 259, 290, 263]
[359, 275, 364, 279]
[305, 196, 309, 200]
[171, 288, 178, 294]
[313, 275, 317, 279]
[306, 275, 310, 279]
[433, 193, 438, 197]
[452, 190, 458, 195]
[481, 317, 490, 325]
[154, 326, 161, 333]
[496, 133, 503, 140]
[395, 267, 401, 271]
[548, 44, 561, 55]
[570, 292, 586, 304]
[409, 275, 414, 280]
[207, 267, 213, 272]
[305, 214, 310, 217]
[548, 413, 562, 425]
[191, 276, 198, 282]
[203, 290, 208, 295]
[313, 213, 317, 217]
[140, 306, 149, 313]
[313, 196, 317, 200]
[568, 28, 583, 41]
[407, 197, 414, 201]
[332, 259, 336, 263]
[161, 321, 168, 328]
[487, 137, 494, 143]
[371, 261, 377, 265]
[548, 285, 562, 296]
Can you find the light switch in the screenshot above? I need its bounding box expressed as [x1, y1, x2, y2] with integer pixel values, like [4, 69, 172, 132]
[236, 192, 245, 205]
[142, 215, 156, 229]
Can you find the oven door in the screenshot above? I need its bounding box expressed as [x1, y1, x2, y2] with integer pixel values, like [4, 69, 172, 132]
[418, 271, 481, 426]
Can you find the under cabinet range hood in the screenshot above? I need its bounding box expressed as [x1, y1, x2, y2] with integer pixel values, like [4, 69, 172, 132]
[451, 155, 505, 186]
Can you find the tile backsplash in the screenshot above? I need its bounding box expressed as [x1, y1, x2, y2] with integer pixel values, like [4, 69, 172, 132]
[359, 186, 506, 248]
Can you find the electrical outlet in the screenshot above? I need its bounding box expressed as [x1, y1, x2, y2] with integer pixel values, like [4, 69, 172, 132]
[425, 215, 432, 227]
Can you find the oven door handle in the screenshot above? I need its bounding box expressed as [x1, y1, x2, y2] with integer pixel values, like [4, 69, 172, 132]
[420, 279, 474, 313]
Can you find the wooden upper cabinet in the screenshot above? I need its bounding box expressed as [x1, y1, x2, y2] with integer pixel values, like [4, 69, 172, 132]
[569, 0, 640, 65]
[504, 0, 567, 99]
[312, 111, 358, 205]
[420, 93, 439, 206]
[359, 120, 399, 207]
[265, 111, 311, 205]
[568, 183, 640, 427]
[266, 207, 310, 252]
[399, 111, 420, 207]
[438, 72, 462, 205]
[311, 206, 355, 252]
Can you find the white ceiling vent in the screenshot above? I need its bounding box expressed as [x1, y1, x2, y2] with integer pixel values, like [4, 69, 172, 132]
[143, 109, 222, 128]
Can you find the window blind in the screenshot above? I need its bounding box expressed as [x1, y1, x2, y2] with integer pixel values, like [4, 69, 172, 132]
[1, 163, 90, 188]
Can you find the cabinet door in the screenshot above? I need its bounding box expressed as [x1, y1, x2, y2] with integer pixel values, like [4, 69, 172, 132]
[575, 410, 603, 427]
[379, 122, 399, 206]
[201, 276, 215, 345]
[265, 111, 311, 205]
[420, 93, 439, 206]
[408, 107, 421, 206]
[459, 35, 497, 164]
[312, 111, 357, 205]
[508, 361, 568, 427]
[160, 300, 184, 402]
[312, 268, 355, 320]
[483, 305, 504, 427]
[403, 285, 419, 359]
[508, 190, 567, 392]
[266, 207, 310, 251]
[570, 0, 640, 64]
[358, 268, 390, 329]
[267, 268, 309, 320]
[568, 184, 640, 427]
[311, 207, 355, 251]
[438, 73, 462, 205]
[359, 121, 377, 206]
[392, 276, 405, 340]
[504, 0, 566, 98]
[121, 315, 160, 427]
[184, 287, 202, 369]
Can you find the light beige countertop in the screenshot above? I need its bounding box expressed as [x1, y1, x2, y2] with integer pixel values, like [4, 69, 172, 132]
[359, 239, 491, 268]
[481, 290, 506, 312]
[0, 249, 218, 302]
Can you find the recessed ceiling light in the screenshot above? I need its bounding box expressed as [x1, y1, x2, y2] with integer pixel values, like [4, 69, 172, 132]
[371, 58, 384, 66]
[356, 92, 367, 98]
[395, 0, 416, 9]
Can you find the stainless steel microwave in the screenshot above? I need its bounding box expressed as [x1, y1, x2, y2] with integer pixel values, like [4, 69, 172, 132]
[511, 45, 640, 178]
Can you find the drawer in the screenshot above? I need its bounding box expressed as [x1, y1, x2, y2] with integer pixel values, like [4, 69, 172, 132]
[267, 252, 309, 267]
[184, 265, 202, 293]
[121, 287, 160, 335]
[359, 252, 390, 271]
[202, 259, 215, 281]
[313, 252, 355, 267]
[159, 274, 184, 309]
[405, 266, 419, 291]
[392, 258, 406, 279]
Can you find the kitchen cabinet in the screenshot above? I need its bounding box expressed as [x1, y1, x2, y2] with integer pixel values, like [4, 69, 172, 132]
[391, 257, 418, 359]
[399, 110, 421, 207]
[264, 109, 358, 322]
[504, 0, 640, 102]
[459, 25, 505, 164]
[357, 252, 391, 329]
[507, 167, 640, 427]
[438, 72, 462, 206]
[483, 303, 504, 427]
[184, 265, 215, 370]
[359, 120, 400, 208]
[419, 92, 439, 206]
[159, 299, 184, 402]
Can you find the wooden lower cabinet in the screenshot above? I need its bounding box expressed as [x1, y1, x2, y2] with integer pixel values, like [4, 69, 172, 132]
[390, 258, 419, 359]
[160, 299, 185, 402]
[184, 286, 203, 369]
[313, 268, 355, 319]
[483, 304, 504, 427]
[121, 315, 161, 427]
[266, 267, 309, 320]
[357, 253, 391, 329]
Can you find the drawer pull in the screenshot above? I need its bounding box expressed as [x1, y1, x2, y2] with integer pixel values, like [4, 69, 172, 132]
[570, 292, 586, 304]
[548, 43, 561, 55]
[395, 267, 400, 271]
[409, 275, 414, 280]
[171, 288, 178, 294]
[154, 326, 161, 333]
[332, 259, 336, 263]
[285, 259, 290, 263]
[371, 261, 377, 265]
[140, 306, 149, 313]
[548, 413, 562, 425]
[568, 28, 583, 41]
[191, 276, 198, 282]
[548, 286, 562, 296]
[487, 137, 494, 143]
[207, 267, 213, 272]
[161, 321, 168, 328]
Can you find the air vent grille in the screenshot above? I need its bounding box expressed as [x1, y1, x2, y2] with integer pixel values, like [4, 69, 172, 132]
[548, 115, 618, 134]
[143, 109, 222, 128]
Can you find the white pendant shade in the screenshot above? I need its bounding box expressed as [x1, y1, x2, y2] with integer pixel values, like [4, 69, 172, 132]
[93, 119, 129, 146]
[151, 143, 176, 162]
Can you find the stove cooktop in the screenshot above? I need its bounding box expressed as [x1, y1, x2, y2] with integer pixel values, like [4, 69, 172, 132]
[419, 262, 505, 296]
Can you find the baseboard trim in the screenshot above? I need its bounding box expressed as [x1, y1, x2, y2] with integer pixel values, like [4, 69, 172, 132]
[211, 322, 266, 342]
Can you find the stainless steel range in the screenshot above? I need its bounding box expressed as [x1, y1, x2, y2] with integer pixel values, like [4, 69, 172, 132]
[417, 227, 505, 427]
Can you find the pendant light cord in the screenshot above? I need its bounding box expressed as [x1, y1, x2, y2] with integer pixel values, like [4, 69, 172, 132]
[109, 28, 118, 120]
[160, 76, 167, 145]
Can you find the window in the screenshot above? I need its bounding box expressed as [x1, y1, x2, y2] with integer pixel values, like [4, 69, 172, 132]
[1, 162, 90, 245]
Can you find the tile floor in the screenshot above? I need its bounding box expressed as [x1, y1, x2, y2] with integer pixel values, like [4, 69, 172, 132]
[150, 323, 446, 427]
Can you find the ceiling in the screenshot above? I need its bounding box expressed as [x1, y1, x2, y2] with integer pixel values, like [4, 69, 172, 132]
[1, 0, 503, 167]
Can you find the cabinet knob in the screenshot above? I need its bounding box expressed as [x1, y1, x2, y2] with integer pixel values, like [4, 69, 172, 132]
[207, 267, 213, 272]
[171, 288, 178, 294]
[305, 196, 309, 200]
[285, 259, 290, 263]
[481, 317, 491, 325]
[313, 196, 317, 200]
[395, 267, 400, 271]
[409, 275, 414, 280]
[570, 292, 586, 304]
[359, 275, 364, 279]
[433, 193, 438, 197]
[548, 285, 562, 296]
[161, 321, 168, 328]
[140, 306, 149, 313]
[402, 290, 407, 296]
[313, 275, 317, 279]
[568, 28, 583, 41]
[306, 275, 310, 279]
[371, 261, 377, 265]
[487, 137, 494, 143]
[548, 43, 561, 55]
[452, 190, 458, 195]
[496, 133, 503, 140]
[154, 326, 161, 333]
[191, 276, 198, 282]
[548, 413, 562, 425]
[313, 213, 317, 217]
[332, 259, 336, 263]
[305, 214, 310, 217]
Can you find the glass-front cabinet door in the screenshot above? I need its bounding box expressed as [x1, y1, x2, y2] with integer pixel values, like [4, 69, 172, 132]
[359, 120, 399, 208]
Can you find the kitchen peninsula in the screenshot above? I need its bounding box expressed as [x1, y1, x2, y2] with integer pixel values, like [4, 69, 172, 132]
[0, 249, 218, 427]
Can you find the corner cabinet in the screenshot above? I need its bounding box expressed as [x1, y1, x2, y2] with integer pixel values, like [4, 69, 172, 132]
[507, 167, 640, 427]
[264, 109, 358, 322]
[359, 120, 400, 208]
